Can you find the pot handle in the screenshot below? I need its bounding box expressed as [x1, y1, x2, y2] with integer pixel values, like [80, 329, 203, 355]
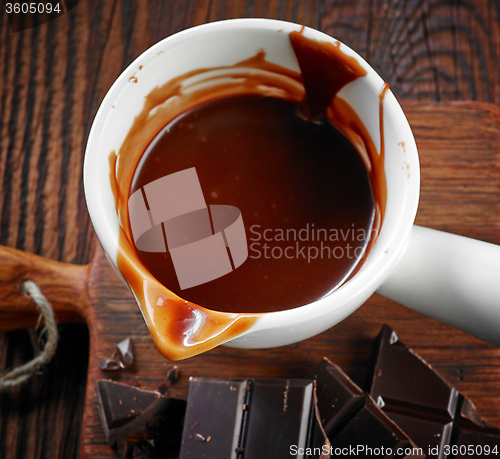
[377, 225, 500, 346]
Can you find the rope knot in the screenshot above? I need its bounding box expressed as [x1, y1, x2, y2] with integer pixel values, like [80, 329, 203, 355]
[0, 280, 59, 390]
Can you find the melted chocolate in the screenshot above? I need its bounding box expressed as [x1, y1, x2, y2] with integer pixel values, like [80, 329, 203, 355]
[131, 95, 376, 313]
[111, 30, 387, 359]
[289, 30, 367, 121]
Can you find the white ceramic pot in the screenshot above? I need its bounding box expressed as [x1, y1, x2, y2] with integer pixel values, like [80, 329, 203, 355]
[84, 19, 500, 353]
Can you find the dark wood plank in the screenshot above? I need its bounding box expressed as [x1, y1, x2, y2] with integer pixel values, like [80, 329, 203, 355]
[0, 1, 499, 458]
[319, 0, 500, 103]
[0, 1, 116, 458]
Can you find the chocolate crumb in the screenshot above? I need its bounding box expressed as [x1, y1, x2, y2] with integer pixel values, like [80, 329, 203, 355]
[99, 338, 134, 371]
[166, 366, 179, 384]
[117, 338, 134, 369]
[99, 358, 121, 371]
[157, 382, 168, 396]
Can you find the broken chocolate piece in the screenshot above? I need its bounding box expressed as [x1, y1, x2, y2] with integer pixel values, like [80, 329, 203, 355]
[99, 337, 134, 371]
[369, 326, 459, 418]
[180, 378, 247, 458]
[166, 366, 179, 384]
[97, 380, 160, 436]
[311, 357, 365, 437]
[242, 379, 318, 458]
[311, 358, 423, 458]
[116, 337, 134, 369]
[368, 325, 500, 459]
[99, 358, 122, 371]
[179, 377, 328, 458]
[96, 380, 186, 457]
[332, 398, 418, 458]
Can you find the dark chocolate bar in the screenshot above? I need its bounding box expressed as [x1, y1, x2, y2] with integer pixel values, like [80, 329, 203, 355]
[96, 380, 186, 458]
[311, 358, 423, 459]
[242, 379, 322, 458]
[180, 378, 247, 458]
[367, 325, 500, 459]
[179, 377, 328, 458]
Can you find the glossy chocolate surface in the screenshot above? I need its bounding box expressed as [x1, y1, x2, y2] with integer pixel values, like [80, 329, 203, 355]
[111, 29, 386, 359]
[131, 95, 377, 313]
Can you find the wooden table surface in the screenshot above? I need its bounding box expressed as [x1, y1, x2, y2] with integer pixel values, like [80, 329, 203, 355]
[0, 1, 499, 458]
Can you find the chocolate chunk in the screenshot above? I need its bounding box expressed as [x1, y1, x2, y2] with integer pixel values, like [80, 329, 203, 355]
[333, 398, 417, 458]
[116, 337, 134, 369]
[97, 380, 160, 434]
[180, 378, 247, 458]
[179, 377, 328, 458]
[311, 358, 423, 458]
[166, 365, 179, 384]
[99, 337, 134, 371]
[242, 379, 320, 458]
[368, 325, 500, 459]
[369, 326, 459, 418]
[99, 358, 122, 371]
[96, 380, 186, 457]
[310, 357, 365, 437]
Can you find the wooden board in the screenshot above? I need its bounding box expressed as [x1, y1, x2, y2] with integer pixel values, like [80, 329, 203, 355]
[2, 1, 500, 457]
[0, 100, 499, 458]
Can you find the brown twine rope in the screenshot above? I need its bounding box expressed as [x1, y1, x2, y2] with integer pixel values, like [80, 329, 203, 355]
[0, 280, 59, 391]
